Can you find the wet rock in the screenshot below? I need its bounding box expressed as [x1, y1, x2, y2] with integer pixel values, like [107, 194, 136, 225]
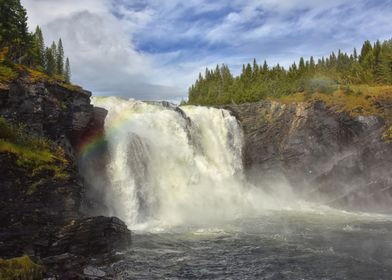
[49, 217, 131, 257]
[83, 266, 106, 278]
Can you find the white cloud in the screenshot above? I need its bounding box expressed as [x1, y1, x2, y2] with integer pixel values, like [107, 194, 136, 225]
[20, 0, 392, 101]
[21, 0, 185, 100]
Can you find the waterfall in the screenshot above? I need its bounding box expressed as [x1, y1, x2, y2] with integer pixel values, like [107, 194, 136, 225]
[81, 97, 295, 229]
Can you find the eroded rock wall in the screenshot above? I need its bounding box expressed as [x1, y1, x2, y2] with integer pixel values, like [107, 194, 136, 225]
[224, 101, 392, 212]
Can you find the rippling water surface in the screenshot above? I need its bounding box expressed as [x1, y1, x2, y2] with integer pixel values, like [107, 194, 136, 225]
[109, 209, 392, 280]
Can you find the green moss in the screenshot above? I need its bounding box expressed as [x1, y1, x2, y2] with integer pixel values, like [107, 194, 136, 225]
[271, 85, 392, 142]
[0, 118, 69, 193]
[0, 64, 18, 84]
[0, 62, 81, 92]
[0, 255, 42, 280]
[383, 125, 392, 142]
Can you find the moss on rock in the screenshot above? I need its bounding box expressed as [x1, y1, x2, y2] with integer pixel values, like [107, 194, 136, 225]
[0, 255, 42, 280]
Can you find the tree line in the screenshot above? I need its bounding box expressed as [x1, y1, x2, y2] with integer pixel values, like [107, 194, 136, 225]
[188, 39, 392, 105]
[0, 0, 71, 82]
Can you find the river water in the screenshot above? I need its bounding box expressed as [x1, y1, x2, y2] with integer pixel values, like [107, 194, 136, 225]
[112, 210, 392, 279]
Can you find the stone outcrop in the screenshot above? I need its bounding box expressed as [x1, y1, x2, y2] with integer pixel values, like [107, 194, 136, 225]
[49, 216, 131, 257]
[0, 76, 130, 277]
[224, 100, 392, 213]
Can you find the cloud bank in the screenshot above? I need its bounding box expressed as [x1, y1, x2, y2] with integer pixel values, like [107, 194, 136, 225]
[22, 0, 392, 101]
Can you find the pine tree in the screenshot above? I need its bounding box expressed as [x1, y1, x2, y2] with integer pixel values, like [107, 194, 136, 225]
[299, 57, 305, 72]
[31, 26, 45, 68]
[309, 56, 315, 71]
[353, 48, 358, 61]
[49, 41, 58, 74]
[360, 40, 373, 64]
[252, 58, 259, 74]
[64, 57, 71, 83]
[0, 0, 31, 62]
[262, 60, 268, 73]
[56, 38, 64, 76]
[45, 47, 56, 75]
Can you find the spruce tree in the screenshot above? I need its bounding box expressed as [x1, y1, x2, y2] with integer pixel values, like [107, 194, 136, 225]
[299, 57, 305, 72]
[45, 47, 56, 75]
[0, 0, 31, 62]
[31, 26, 45, 68]
[359, 40, 372, 64]
[64, 57, 71, 83]
[56, 38, 64, 75]
[49, 41, 58, 74]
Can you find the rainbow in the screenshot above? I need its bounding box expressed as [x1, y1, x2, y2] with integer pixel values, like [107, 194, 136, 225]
[77, 109, 137, 157]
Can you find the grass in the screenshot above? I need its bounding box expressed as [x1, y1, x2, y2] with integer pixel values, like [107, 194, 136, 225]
[0, 64, 18, 84]
[274, 85, 391, 115]
[17, 64, 82, 91]
[0, 118, 69, 194]
[0, 58, 81, 92]
[0, 255, 42, 280]
[383, 125, 392, 142]
[271, 85, 392, 140]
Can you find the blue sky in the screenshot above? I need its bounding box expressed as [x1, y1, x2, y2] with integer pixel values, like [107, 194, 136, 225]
[22, 0, 392, 101]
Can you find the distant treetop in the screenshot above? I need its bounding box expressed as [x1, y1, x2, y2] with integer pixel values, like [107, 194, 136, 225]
[188, 38, 392, 105]
[0, 0, 72, 83]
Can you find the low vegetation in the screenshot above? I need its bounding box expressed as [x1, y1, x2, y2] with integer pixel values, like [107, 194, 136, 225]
[0, 255, 42, 280]
[274, 85, 392, 116]
[0, 59, 80, 92]
[0, 117, 69, 194]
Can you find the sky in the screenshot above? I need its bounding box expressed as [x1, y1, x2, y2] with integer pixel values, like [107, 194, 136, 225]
[22, 0, 392, 101]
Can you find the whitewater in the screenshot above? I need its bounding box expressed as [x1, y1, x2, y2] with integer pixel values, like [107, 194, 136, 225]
[85, 96, 298, 229]
[79, 97, 392, 279]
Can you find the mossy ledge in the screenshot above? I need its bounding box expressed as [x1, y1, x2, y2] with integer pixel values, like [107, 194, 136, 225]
[269, 85, 392, 142]
[0, 255, 42, 280]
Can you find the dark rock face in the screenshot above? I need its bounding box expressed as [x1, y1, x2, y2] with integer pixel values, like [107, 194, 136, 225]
[224, 101, 392, 213]
[0, 78, 130, 277]
[0, 80, 94, 149]
[40, 217, 131, 278]
[0, 153, 82, 258]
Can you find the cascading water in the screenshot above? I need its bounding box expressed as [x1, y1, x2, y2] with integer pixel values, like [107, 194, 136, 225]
[81, 97, 295, 229]
[80, 97, 392, 279]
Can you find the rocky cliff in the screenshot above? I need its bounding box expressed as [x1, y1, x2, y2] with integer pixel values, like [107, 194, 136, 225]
[224, 100, 392, 213]
[0, 71, 131, 278]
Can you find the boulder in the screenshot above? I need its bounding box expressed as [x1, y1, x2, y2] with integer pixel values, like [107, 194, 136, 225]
[49, 217, 131, 257]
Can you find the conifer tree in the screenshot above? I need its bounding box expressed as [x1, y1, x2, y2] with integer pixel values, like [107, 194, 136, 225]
[64, 57, 71, 83]
[45, 46, 56, 75]
[56, 38, 64, 75]
[0, 0, 31, 62]
[31, 26, 45, 68]
[360, 40, 372, 64]
[49, 41, 58, 73]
